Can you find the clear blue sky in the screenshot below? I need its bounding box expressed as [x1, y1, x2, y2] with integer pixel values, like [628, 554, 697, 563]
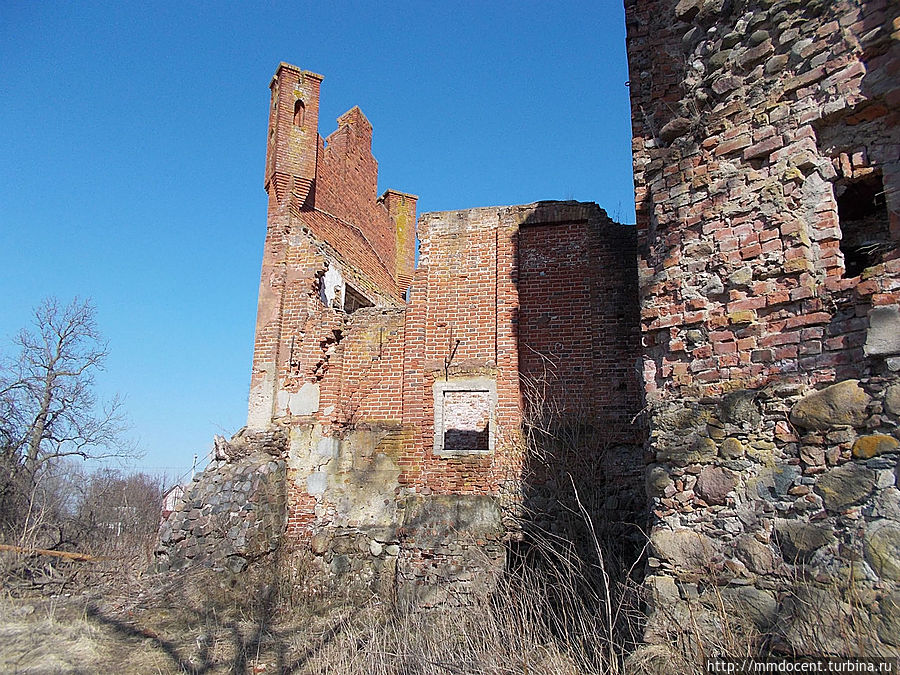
[0, 1, 635, 480]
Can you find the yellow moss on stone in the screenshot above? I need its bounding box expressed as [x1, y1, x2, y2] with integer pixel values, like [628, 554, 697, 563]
[852, 434, 900, 459]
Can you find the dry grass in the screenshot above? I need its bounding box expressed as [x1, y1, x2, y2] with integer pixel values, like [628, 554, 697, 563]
[0, 534, 644, 675]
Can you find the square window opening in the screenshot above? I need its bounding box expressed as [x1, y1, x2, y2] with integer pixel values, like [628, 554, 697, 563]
[442, 390, 491, 453]
[432, 378, 497, 456]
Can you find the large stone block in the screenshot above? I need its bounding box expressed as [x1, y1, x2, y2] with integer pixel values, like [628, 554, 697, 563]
[814, 463, 877, 511]
[695, 466, 737, 505]
[650, 528, 719, 571]
[790, 380, 871, 430]
[865, 520, 900, 582]
[775, 518, 835, 562]
[719, 586, 777, 630]
[864, 306, 900, 357]
[400, 495, 503, 547]
[885, 384, 900, 416]
[852, 434, 900, 459]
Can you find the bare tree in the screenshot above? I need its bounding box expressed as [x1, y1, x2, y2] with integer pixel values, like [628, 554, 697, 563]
[0, 298, 136, 540]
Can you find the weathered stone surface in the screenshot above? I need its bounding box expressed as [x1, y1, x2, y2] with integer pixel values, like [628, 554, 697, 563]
[646, 574, 680, 609]
[720, 586, 777, 630]
[756, 464, 801, 501]
[776, 518, 835, 561]
[727, 266, 753, 289]
[749, 29, 769, 46]
[885, 384, 900, 416]
[708, 49, 732, 69]
[852, 434, 900, 459]
[781, 584, 865, 655]
[696, 466, 737, 505]
[764, 53, 789, 74]
[651, 528, 719, 570]
[659, 117, 693, 144]
[656, 404, 708, 432]
[879, 591, 900, 647]
[865, 520, 900, 582]
[719, 390, 761, 428]
[720, 437, 745, 459]
[790, 380, 871, 430]
[815, 463, 877, 511]
[658, 435, 718, 464]
[310, 532, 331, 555]
[864, 306, 900, 357]
[873, 487, 900, 520]
[734, 534, 774, 574]
[647, 465, 673, 496]
[674, 0, 702, 20]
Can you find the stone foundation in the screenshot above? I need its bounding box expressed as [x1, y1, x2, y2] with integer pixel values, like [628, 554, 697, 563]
[153, 429, 288, 574]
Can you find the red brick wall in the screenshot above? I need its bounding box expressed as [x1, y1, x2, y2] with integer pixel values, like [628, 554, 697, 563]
[397, 202, 641, 496]
[320, 308, 407, 424]
[518, 218, 641, 435]
[248, 63, 417, 429]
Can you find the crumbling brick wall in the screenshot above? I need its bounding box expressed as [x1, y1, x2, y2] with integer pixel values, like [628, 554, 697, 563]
[271, 199, 643, 599]
[248, 63, 416, 430]
[626, 0, 900, 655]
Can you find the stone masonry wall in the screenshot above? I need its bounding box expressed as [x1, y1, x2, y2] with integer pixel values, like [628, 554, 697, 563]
[153, 429, 288, 574]
[626, 0, 900, 656]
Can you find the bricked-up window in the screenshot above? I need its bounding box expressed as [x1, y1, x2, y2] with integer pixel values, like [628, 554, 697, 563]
[836, 171, 890, 278]
[293, 99, 305, 127]
[443, 391, 490, 451]
[433, 378, 496, 455]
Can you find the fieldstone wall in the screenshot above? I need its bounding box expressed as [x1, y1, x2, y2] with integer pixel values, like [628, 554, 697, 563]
[153, 429, 288, 573]
[644, 379, 900, 654]
[301, 494, 505, 605]
[625, 0, 900, 657]
[154, 424, 506, 605]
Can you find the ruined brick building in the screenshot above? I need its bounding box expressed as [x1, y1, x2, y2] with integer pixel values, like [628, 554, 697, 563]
[156, 62, 643, 603]
[157, 0, 900, 652]
[249, 63, 642, 600]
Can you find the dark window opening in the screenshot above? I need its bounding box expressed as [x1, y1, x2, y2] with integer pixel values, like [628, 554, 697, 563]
[293, 100, 305, 127]
[344, 285, 374, 313]
[444, 426, 490, 452]
[836, 171, 891, 278]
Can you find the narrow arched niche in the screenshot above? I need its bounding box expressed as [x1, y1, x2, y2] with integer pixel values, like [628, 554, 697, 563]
[293, 99, 305, 127]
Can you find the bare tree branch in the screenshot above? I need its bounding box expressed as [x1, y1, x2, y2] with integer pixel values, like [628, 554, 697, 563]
[1, 297, 138, 540]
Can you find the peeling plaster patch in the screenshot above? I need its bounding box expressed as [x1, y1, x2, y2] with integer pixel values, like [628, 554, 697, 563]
[320, 263, 345, 309]
[277, 381, 320, 416]
[307, 471, 328, 495]
[247, 365, 276, 429]
[316, 437, 339, 458]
